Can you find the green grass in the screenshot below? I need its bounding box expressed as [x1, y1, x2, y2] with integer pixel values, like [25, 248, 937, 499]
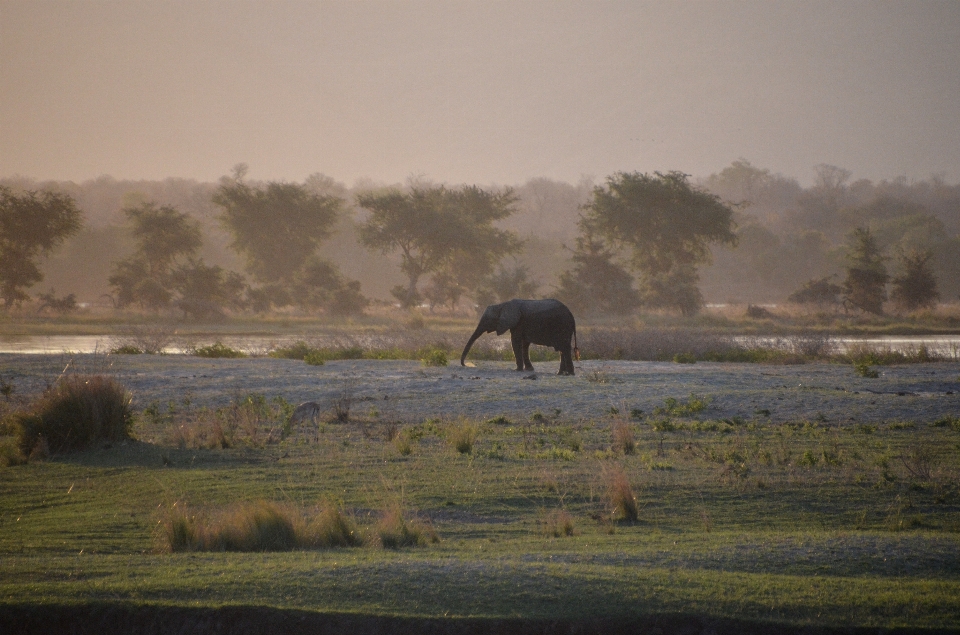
[1, 393, 959, 630]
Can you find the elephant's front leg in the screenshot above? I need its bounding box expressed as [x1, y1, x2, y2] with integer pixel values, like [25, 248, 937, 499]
[521, 340, 534, 371]
[510, 331, 526, 371]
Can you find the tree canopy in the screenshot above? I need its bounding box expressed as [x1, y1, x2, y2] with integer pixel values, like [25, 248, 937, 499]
[0, 186, 83, 308]
[213, 173, 342, 283]
[108, 201, 205, 310]
[578, 171, 736, 315]
[555, 227, 641, 316]
[357, 184, 521, 307]
[890, 248, 939, 313]
[842, 227, 889, 315]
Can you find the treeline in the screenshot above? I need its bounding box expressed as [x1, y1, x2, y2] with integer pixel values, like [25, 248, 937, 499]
[1, 160, 958, 318]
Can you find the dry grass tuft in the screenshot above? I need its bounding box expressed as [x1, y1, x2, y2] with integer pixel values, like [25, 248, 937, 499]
[604, 465, 639, 522]
[612, 420, 636, 455]
[161, 499, 362, 552]
[13, 375, 132, 455]
[449, 420, 477, 454]
[376, 505, 438, 548]
[542, 509, 577, 537]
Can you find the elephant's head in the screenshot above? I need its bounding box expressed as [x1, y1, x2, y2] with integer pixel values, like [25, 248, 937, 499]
[460, 300, 523, 366]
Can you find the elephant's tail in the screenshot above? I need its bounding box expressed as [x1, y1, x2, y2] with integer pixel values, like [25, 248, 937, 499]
[573, 328, 580, 361]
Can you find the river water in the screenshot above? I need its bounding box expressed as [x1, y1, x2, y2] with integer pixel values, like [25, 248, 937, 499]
[1, 333, 958, 357]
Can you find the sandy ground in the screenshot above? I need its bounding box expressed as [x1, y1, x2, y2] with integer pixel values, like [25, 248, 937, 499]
[2, 353, 959, 426]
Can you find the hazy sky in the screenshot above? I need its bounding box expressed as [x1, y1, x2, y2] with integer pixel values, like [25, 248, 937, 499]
[2, 0, 959, 186]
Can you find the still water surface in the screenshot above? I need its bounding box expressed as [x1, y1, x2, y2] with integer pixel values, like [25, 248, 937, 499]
[1, 334, 958, 356]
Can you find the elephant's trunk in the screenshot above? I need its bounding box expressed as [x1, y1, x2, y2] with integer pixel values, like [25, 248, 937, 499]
[460, 326, 484, 366]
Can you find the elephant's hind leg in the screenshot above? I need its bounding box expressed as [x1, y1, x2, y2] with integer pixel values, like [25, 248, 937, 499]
[558, 347, 575, 375]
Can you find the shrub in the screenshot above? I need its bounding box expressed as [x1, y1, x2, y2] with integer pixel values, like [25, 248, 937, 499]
[673, 352, 697, 364]
[376, 505, 437, 548]
[654, 394, 708, 417]
[270, 341, 317, 360]
[193, 341, 246, 358]
[854, 361, 879, 378]
[0, 437, 27, 467]
[303, 351, 326, 366]
[605, 465, 639, 522]
[420, 348, 448, 367]
[16, 375, 132, 454]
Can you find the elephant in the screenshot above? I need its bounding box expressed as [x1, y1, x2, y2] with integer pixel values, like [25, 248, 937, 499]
[460, 298, 578, 375]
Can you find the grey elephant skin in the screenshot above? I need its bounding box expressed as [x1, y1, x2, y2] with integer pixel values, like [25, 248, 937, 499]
[460, 299, 578, 375]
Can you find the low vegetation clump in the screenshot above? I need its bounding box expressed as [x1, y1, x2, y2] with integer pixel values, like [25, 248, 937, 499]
[9, 374, 132, 456]
[449, 420, 477, 454]
[854, 360, 880, 378]
[110, 344, 145, 355]
[376, 505, 438, 548]
[604, 465, 639, 522]
[161, 500, 364, 552]
[156, 393, 294, 449]
[542, 509, 577, 537]
[842, 343, 937, 366]
[611, 420, 636, 455]
[653, 394, 708, 417]
[303, 351, 326, 366]
[192, 341, 246, 358]
[419, 347, 448, 367]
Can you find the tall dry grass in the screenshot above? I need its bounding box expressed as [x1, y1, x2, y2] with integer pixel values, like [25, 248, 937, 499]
[603, 465, 639, 522]
[375, 504, 438, 548]
[12, 374, 132, 455]
[161, 500, 363, 552]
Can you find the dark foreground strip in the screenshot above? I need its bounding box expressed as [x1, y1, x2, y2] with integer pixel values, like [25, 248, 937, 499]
[0, 604, 951, 635]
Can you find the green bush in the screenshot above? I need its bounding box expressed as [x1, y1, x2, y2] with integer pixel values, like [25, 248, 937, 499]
[0, 437, 27, 467]
[303, 352, 326, 366]
[854, 361, 879, 378]
[15, 375, 132, 454]
[420, 348, 448, 367]
[270, 341, 317, 360]
[193, 342, 246, 358]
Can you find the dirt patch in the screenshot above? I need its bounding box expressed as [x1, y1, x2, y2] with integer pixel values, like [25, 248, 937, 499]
[3, 354, 958, 428]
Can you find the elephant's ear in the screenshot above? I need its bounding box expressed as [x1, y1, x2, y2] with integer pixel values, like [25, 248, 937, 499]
[496, 300, 522, 335]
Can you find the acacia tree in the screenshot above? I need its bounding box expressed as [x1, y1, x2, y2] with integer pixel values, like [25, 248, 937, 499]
[555, 224, 641, 316]
[108, 202, 203, 309]
[890, 248, 939, 312]
[581, 171, 737, 315]
[842, 227, 889, 315]
[357, 184, 521, 308]
[0, 186, 83, 308]
[213, 169, 366, 314]
[213, 171, 340, 283]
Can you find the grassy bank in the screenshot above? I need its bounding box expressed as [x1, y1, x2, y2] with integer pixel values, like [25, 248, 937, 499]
[2, 385, 959, 631]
